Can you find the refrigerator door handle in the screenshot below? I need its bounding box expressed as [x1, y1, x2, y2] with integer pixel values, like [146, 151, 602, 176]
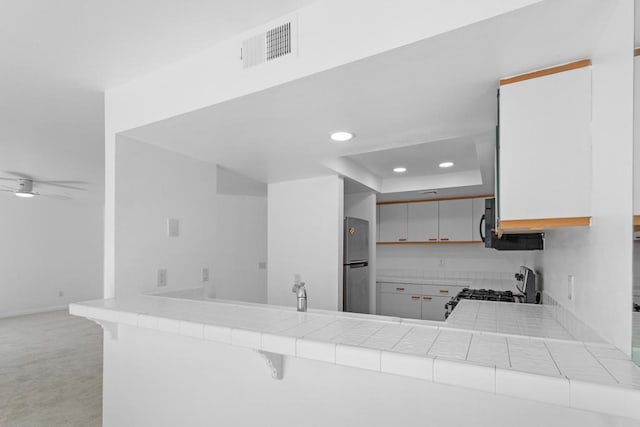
[348, 262, 369, 268]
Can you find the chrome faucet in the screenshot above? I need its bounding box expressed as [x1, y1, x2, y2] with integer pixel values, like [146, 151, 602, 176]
[292, 281, 307, 312]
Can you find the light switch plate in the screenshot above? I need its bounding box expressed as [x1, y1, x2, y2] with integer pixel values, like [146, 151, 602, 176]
[167, 218, 179, 237]
[202, 268, 209, 282]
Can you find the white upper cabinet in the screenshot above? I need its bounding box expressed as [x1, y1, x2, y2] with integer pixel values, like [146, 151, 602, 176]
[499, 63, 592, 222]
[376, 205, 380, 242]
[407, 202, 438, 242]
[438, 199, 473, 242]
[378, 198, 486, 243]
[378, 204, 407, 242]
[472, 198, 486, 242]
[634, 56, 640, 216]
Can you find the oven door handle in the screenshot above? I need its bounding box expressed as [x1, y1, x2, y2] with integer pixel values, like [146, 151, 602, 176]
[479, 214, 486, 242]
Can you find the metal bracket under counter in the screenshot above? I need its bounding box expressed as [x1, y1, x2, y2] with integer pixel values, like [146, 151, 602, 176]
[255, 350, 283, 380]
[88, 318, 119, 340]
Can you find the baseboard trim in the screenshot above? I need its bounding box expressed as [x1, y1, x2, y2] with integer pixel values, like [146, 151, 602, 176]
[0, 305, 69, 319]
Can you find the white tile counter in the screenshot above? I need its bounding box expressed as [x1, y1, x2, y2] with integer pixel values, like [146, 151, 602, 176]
[70, 295, 640, 421]
[446, 300, 580, 341]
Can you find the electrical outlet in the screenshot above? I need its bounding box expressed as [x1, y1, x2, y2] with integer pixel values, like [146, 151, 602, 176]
[439, 259, 446, 267]
[58, 290, 64, 297]
[258, 262, 267, 270]
[202, 268, 209, 282]
[567, 275, 574, 300]
[157, 269, 167, 287]
[167, 218, 179, 237]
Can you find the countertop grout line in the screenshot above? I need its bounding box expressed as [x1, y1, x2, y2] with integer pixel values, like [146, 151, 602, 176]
[424, 330, 441, 356]
[386, 326, 414, 351]
[584, 345, 622, 385]
[465, 334, 474, 361]
[506, 336, 513, 369]
[543, 341, 563, 377]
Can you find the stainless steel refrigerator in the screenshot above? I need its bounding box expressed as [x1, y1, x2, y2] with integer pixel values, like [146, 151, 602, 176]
[343, 217, 369, 314]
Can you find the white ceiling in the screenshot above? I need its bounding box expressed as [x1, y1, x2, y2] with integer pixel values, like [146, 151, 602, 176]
[0, 0, 317, 201]
[347, 138, 479, 179]
[123, 0, 612, 198]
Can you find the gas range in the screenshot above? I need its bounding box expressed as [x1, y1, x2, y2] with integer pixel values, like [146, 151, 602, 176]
[444, 288, 524, 319]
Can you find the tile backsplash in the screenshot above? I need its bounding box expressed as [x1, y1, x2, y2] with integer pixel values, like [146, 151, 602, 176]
[542, 292, 604, 343]
[377, 268, 514, 282]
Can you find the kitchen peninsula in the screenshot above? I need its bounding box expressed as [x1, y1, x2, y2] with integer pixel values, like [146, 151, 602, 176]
[71, 294, 640, 426]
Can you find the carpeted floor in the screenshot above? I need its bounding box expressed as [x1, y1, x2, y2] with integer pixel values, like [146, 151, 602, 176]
[0, 310, 102, 426]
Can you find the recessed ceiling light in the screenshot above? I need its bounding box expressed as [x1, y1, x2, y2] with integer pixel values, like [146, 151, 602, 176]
[439, 161, 454, 168]
[393, 167, 407, 173]
[330, 131, 354, 142]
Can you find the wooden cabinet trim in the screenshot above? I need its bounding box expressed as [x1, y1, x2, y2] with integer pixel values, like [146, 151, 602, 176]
[377, 194, 493, 206]
[635, 48, 640, 57]
[499, 59, 591, 86]
[498, 217, 591, 233]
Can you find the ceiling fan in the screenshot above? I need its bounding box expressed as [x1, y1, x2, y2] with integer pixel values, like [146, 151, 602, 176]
[0, 171, 87, 200]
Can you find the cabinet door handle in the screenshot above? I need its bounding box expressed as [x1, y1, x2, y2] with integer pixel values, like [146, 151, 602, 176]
[422, 296, 433, 300]
[440, 238, 450, 241]
[395, 287, 405, 291]
[428, 238, 437, 241]
[398, 238, 407, 242]
[411, 295, 421, 300]
[439, 290, 449, 294]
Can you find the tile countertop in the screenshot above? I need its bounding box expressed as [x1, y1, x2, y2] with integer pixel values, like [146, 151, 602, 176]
[445, 300, 582, 341]
[70, 295, 640, 421]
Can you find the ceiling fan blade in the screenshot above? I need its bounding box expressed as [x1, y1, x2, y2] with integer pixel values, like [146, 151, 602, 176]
[39, 180, 88, 185]
[37, 193, 72, 200]
[0, 189, 14, 193]
[2, 171, 32, 179]
[36, 182, 88, 191]
[0, 177, 18, 181]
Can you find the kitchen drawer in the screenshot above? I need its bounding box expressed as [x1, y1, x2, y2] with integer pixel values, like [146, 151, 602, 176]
[379, 293, 422, 319]
[421, 284, 465, 297]
[378, 282, 423, 295]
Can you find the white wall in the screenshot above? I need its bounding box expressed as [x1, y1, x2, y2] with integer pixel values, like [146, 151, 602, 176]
[103, 0, 543, 297]
[214, 169, 268, 303]
[114, 136, 217, 297]
[102, 324, 640, 427]
[267, 176, 343, 310]
[344, 191, 377, 313]
[536, 0, 634, 353]
[0, 197, 103, 317]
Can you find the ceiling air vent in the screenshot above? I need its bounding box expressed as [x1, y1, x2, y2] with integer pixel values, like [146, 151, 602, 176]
[242, 19, 296, 69]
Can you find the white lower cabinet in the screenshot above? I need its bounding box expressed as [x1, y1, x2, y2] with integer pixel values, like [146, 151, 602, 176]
[378, 282, 462, 321]
[379, 292, 421, 319]
[420, 295, 449, 321]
